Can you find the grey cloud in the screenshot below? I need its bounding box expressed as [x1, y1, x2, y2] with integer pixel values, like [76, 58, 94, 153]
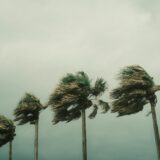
[0, 0, 160, 159]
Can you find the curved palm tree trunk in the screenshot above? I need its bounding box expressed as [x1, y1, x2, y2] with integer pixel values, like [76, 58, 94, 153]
[150, 103, 160, 160]
[9, 141, 12, 160]
[81, 109, 87, 160]
[34, 117, 39, 160]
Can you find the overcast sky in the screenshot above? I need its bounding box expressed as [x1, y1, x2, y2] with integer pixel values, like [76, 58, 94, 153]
[0, 0, 160, 160]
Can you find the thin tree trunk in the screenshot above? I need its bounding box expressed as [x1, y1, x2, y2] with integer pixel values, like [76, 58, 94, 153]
[9, 141, 12, 160]
[34, 117, 39, 160]
[150, 103, 160, 160]
[81, 109, 87, 160]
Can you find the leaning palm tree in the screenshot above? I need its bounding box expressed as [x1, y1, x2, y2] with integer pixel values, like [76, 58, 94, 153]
[48, 71, 110, 160]
[110, 65, 160, 160]
[0, 115, 16, 160]
[14, 93, 43, 160]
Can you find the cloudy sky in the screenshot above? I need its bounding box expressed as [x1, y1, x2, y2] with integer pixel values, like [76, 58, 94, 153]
[0, 0, 160, 159]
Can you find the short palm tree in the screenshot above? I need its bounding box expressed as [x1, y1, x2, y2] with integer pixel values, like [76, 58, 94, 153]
[48, 71, 110, 160]
[14, 93, 43, 160]
[0, 115, 16, 160]
[110, 65, 160, 160]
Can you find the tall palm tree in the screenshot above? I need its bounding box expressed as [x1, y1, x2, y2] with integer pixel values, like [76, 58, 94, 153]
[0, 115, 16, 160]
[110, 65, 160, 160]
[48, 71, 110, 160]
[14, 93, 43, 160]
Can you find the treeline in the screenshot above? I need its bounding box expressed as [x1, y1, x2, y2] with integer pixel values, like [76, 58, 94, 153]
[0, 65, 160, 160]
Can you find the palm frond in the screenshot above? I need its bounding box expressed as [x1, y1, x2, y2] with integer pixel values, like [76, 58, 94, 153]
[14, 93, 42, 125]
[88, 105, 98, 119]
[92, 78, 107, 96]
[49, 83, 84, 105]
[118, 65, 154, 87]
[61, 72, 91, 88]
[99, 100, 110, 113]
[0, 115, 16, 147]
[49, 71, 108, 123]
[111, 65, 155, 116]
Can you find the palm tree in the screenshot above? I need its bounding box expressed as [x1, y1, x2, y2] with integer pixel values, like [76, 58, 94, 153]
[48, 71, 110, 160]
[14, 93, 43, 160]
[110, 65, 160, 160]
[0, 115, 16, 160]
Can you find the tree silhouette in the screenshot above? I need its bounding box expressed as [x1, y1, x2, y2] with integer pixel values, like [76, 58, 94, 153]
[110, 65, 160, 160]
[0, 115, 16, 160]
[48, 71, 109, 160]
[14, 93, 43, 160]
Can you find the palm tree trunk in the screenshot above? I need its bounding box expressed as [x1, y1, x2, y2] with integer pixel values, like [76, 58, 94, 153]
[9, 141, 12, 160]
[81, 109, 87, 160]
[34, 117, 39, 160]
[150, 103, 160, 160]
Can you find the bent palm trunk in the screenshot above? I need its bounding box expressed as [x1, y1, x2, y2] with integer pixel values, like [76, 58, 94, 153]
[34, 117, 39, 160]
[9, 141, 12, 160]
[81, 109, 87, 160]
[150, 103, 160, 160]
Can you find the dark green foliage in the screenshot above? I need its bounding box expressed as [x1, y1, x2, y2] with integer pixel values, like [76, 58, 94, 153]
[99, 100, 110, 113]
[92, 78, 107, 96]
[14, 93, 43, 125]
[110, 65, 156, 116]
[88, 105, 98, 119]
[61, 72, 91, 88]
[0, 115, 16, 147]
[49, 72, 109, 124]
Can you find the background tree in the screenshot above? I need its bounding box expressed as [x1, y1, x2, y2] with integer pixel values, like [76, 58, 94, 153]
[14, 93, 43, 160]
[0, 115, 16, 160]
[48, 71, 110, 160]
[110, 65, 160, 160]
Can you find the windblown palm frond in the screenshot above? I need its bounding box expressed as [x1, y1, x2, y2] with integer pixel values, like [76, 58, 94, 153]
[49, 72, 109, 124]
[110, 65, 156, 116]
[0, 115, 16, 147]
[99, 100, 110, 113]
[14, 93, 43, 125]
[61, 72, 91, 87]
[91, 78, 107, 96]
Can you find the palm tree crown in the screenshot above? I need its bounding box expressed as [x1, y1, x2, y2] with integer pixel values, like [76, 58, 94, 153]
[0, 115, 16, 147]
[14, 93, 43, 125]
[48, 71, 110, 124]
[110, 65, 159, 116]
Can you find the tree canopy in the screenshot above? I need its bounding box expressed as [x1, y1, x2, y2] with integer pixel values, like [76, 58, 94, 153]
[14, 93, 43, 125]
[110, 65, 157, 116]
[0, 115, 16, 147]
[48, 71, 110, 124]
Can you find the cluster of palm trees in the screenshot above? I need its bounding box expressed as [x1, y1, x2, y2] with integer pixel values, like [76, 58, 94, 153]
[0, 65, 160, 160]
